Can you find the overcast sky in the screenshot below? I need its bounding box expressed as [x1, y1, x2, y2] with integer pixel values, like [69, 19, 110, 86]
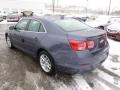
[1, 0, 120, 10]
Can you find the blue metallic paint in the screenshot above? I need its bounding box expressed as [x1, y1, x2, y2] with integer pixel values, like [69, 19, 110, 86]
[6, 16, 109, 74]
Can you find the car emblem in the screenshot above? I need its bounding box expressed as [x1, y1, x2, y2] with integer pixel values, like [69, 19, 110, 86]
[100, 39, 104, 43]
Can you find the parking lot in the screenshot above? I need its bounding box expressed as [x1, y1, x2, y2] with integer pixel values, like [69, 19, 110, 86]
[0, 22, 120, 90]
[0, 23, 91, 90]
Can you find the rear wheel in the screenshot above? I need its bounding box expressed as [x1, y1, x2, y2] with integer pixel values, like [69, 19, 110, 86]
[39, 51, 55, 75]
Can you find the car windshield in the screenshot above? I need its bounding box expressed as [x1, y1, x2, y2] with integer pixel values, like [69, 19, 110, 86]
[109, 18, 120, 23]
[54, 19, 91, 32]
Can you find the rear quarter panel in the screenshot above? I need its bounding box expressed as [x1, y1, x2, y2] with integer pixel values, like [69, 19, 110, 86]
[39, 19, 79, 65]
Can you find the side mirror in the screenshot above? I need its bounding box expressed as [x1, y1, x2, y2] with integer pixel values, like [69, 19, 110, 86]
[9, 26, 15, 30]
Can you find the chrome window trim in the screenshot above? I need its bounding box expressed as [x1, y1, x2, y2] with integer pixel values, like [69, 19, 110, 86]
[20, 30, 47, 33]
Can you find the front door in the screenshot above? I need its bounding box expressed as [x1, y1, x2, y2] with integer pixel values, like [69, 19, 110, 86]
[11, 19, 30, 50]
[21, 19, 47, 55]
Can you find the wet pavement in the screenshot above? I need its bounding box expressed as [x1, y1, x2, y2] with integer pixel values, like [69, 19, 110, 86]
[0, 23, 120, 90]
[0, 24, 92, 90]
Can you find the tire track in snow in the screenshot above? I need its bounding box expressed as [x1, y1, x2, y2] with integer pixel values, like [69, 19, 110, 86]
[83, 69, 120, 90]
[24, 71, 92, 90]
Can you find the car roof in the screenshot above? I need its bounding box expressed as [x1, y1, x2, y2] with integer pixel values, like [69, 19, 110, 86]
[21, 16, 68, 34]
[21, 15, 68, 22]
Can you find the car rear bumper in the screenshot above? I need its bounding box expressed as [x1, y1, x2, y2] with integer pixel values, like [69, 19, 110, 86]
[56, 45, 109, 74]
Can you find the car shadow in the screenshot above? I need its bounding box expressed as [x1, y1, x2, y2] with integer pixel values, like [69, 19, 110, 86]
[9, 47, 74, 81]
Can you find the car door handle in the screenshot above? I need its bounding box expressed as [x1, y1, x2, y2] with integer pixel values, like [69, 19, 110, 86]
[34, 37, 38, 41]
[21, 39, 24, 42]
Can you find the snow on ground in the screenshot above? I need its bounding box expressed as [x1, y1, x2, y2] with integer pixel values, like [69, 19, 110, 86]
[102, 39, 120, 77]
[96, 69, 120, 89]
[24, 71, 92, 90]
[84, 38, 120, 90]
[91, 79, 111, 90]
[0, 21, 120, 90]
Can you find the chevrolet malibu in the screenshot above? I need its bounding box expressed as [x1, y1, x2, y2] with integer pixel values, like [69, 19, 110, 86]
[5, 16, 109, 75]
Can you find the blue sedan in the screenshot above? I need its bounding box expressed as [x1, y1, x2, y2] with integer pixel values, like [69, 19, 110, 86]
[5, 16, 109, 75]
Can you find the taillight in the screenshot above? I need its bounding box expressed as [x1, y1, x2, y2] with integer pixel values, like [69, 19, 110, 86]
[87, 41, 94, 49]
[68, 39, 94, 51]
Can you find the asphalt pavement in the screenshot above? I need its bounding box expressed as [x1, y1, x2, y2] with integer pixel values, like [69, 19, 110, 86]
[0, 24, 92, 90]
[0, 23, 120, 90]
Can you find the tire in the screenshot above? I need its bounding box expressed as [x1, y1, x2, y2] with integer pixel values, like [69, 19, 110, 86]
[99, 26, 104, 30]
[6, 35, 14, 48]
[39, 51, 55, 75]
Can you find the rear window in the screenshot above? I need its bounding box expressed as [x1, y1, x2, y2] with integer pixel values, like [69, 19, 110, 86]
[54, 19, 91, 32]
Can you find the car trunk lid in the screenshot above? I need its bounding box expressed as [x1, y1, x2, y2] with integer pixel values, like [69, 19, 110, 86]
[67, 28, 107, 52]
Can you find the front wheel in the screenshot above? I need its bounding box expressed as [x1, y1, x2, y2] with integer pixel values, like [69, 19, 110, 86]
[6, 36, 14, 48]
[39, 51, 55, 75]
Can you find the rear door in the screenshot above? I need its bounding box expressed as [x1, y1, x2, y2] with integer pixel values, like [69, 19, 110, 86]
[20, 19, 47, 55]
[11, 19, 30, 49]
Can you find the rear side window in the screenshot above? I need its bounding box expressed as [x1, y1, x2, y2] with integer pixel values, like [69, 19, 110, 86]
[28, 20, 40, 32]
[54, 19, 91, 32]
[39, 24, 45, 32]
[16, 19, 29, 30]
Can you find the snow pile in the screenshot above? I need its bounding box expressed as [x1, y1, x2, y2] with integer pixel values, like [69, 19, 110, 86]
[102, 39, 120, 77]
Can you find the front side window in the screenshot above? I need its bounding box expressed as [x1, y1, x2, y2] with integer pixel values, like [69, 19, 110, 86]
[54, 19, 92, 32]
[28, 20, 40, 32]
[16, 19, 29, 30]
